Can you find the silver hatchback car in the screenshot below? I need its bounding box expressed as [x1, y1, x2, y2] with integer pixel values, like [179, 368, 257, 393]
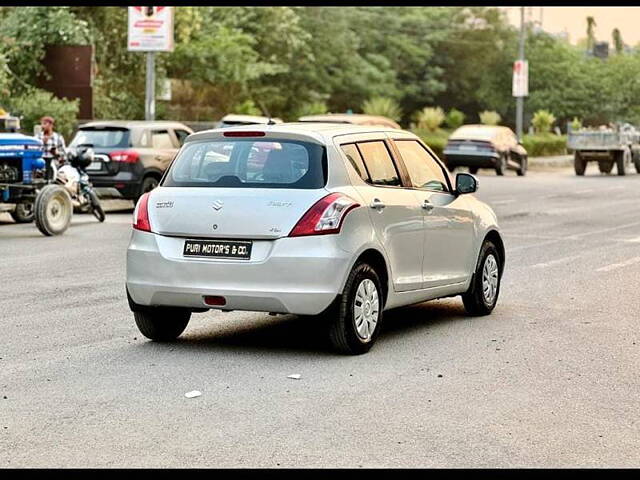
[126, 123, 505, 354]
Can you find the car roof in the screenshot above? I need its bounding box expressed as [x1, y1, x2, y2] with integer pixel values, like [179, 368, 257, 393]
[298, 113, 401, 129]
[78, 120, 193, 130]
[220, 114, 283, 124]
[186, 121, 407, 144]
[449, 124, 508, 140]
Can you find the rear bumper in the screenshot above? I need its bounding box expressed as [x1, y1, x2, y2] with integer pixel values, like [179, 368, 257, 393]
[443, 150, 500, 167]
[90, 174, 140, 199]
[126, 230, 353, 315]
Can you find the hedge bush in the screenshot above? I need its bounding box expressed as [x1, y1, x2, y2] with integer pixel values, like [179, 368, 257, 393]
[521, 133, 567, 157]
[412, 128, 449, 158]
[4, 88, 79, 139]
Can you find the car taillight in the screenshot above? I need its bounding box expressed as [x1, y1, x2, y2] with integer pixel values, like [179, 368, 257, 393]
[110, 150, 139, 163]
[289, 193, 360, 237]
[133, 192, 152, 232]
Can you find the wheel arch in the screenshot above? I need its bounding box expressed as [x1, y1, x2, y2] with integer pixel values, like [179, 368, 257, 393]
[351, 248, 390, 307]
[484, 229, 505, 274]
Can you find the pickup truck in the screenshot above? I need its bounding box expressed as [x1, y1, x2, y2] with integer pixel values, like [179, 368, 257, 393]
[567, 123, 640, 176]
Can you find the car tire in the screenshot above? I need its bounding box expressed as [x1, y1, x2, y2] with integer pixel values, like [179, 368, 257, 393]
[34, 184, 72, 236]
[134, 307, 191, 341]
[598, 160, 613, 174]
[328, 262, 383, 355]
[495, 153, 507, 176]
[616, 148, 631, 176]
[633, 151, 640, 174]
[88, 189, 106, 222]
[574, 152, 586, 176]
[462, 240, 501, 316]
[469, 167, 479, 174]
[516, 155, 527, 176]
[10, 200, 35, 223]
[138, 175, 159, 201]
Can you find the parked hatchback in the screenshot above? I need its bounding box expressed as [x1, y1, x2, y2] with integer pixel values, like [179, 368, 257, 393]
[443, 124, 528, 176]
[126, 123, 505, 354]
[69, 121, 194, 201]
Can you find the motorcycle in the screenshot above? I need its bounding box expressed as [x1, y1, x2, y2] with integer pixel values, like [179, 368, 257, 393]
[34, 144, 105, 236]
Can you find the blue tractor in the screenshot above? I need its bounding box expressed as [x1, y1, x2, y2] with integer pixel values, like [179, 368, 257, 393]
[0, 131, 49, 223]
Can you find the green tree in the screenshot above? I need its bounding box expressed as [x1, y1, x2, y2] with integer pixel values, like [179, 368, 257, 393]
[531, 109, 556, 133]
[362, 97, 402, 122]
[479, 110, 501, 125]
[612, 28, 624, 54]
[445, 108, 466, 129]
[586, 16, 596, 54]
[416, 107, 445, 131]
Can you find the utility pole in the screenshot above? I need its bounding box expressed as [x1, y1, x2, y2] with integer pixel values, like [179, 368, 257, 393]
[516, 6, 526, 140]
[145, 52, 155, 121]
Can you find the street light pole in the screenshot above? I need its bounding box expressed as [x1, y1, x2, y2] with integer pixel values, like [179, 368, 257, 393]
[516, 6, 525, 140]
[145, 51, 155, 121]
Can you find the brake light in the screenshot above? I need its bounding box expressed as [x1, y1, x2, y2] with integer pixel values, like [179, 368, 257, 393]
[133, 192, 152, 232]
[289, 193, 360, 237]
[223, 131, 266, 137]
[110, 150, 139, 163]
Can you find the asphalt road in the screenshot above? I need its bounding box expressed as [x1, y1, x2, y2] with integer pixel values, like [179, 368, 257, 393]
[1, 166, 639, 468]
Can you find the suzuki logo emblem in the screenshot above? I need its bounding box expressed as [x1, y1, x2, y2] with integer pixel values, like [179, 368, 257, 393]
[212, 200, 224, 211]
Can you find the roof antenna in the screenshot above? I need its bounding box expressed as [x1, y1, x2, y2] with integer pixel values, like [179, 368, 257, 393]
[257, 99, 277, 125]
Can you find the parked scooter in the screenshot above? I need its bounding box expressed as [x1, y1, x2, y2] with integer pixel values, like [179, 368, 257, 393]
[34, 144, 105, 236]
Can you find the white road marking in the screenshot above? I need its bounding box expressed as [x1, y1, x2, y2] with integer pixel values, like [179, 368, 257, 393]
[574, 188, 594, 194]
[510, 221, 640, 252]
[596, 256, 640, 273]
[568, 221, 640, 240]
[531, 254, 586, 269]
[492, 199, 516, 205]
[504, 232, 564, 240]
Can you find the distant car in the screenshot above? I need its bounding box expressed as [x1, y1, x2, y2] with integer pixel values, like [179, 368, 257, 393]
[126, 123, 505, 355]
[217, 114, 283, 128]
[68, 121, 194, 201]
[443, 125, 528, 176]
[298, 113, 401, 129]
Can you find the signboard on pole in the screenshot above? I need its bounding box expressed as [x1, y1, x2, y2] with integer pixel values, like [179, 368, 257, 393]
[512, 60, 528, 97]
[128, 6, 174, 52]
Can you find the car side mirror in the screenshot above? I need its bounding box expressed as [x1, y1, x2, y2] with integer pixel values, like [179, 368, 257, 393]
[456, 172, 478, 195]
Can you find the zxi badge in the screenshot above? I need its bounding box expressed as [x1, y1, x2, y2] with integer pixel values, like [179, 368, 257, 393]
[212, 200, 224, 211]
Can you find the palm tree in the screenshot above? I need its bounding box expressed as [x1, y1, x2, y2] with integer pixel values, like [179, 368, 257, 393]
[586, 16, 596, 53]
[612, 28, 624, 54]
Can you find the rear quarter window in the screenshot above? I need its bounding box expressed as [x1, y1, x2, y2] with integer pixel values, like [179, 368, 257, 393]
[70, 128, 130, 149]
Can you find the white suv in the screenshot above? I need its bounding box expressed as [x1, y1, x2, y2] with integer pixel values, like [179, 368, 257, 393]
[126, 123, 504, 354]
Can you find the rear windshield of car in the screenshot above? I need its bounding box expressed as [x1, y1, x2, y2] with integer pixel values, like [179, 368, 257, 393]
[162, 138, 327, 189]
[449, 126, 498, 141]
[70, 128, 131, 149]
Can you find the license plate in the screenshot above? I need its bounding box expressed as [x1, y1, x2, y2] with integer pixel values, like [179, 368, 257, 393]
[459, 144, 477, 151]
[183, 239, 252, 259]
[86, 161, 102, 171]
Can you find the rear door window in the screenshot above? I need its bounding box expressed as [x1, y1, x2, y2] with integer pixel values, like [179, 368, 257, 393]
[163, 138, 326, 189]
[151, 130, 175, 149]
[394, 140, 449, 192]
[356, 141, 401, 186]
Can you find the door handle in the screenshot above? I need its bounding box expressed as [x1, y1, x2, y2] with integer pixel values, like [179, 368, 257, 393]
[370, 198, 386, 210]
[422, 199, 435, 212]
